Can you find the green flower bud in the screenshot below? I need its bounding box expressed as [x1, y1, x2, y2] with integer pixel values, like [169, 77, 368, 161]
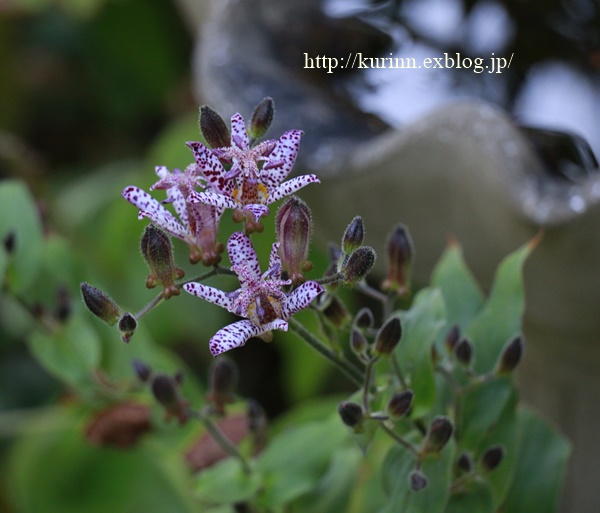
[410, 470, 428, 491]
[118, 313, 137, 344]
[81, 282, 122, 326]
[480, 445, 504, 473]
[423, 416, 453, 454]
[207, 356, 239, 415]
[338, 401, 365, 432]
[455, 337, 473, 366]
[382, 224, 414, 295]
[342, 216, 365, 255]
[373, 317, 402, 356]
[387, 390, 414, 418]
[249, 97, 275, 140]
[199, 105, 230, 149]
[343, 246, 376, 285]
[141, 225, 185, 300]
[276, 196, 313, 284]
[495, 335, 524, 375]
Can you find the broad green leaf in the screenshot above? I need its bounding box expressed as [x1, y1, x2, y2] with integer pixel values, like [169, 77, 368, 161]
[256, 415, 347, 508]
[380, 439, 455, 513]
[431, 242, 484, 329]
[28, 314, 101, 387]
[0, 180, 44, 293]
[465, 240, 535, 373]
[395, 288, 446, 417]
[445, 480, 494, 513]
[502, 407, 570, 513]
[194, 458, 262, 506]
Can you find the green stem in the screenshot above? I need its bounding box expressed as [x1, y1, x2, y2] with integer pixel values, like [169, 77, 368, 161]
[316, 272, 344, 286]
[356, 282, 389, 304]
[289, 318, 364, 387]
[362, 359, 377, 412]
[391, 355, 408, 389]
[381, 423, 420, 457]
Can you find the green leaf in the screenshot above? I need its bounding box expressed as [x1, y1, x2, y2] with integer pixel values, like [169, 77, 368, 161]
[430, 242, 484, 329]
[464, 240, 535, 373]
[194, 458, 262, 506]
[445, 480, 495, 513]
[28, 314, 101, 387]
[502, 407, 570, 513]
[395, 288, 446, 417]
[0, 180, 44, 293]
[380, 438, 455, 513]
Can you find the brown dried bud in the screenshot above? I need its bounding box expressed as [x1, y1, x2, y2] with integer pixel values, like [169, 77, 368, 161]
[382, 224, 414, 295]
[207, 356, 239, 415]
[81, 282, 122, 326]
[373, 317, 402, 356]
[276, 196, 313, 284]
[423, 416, 454, 454]
[118, 313, 137, 344]
[342, 216, 365, 255]
[343, 246, 376, 285]
[199, 105, 230, 149]
[387, 390, 414, 418]
[496, 335, 524, 374]
[249, 97, 275, 140]
[141, 225, 184, 299]
[480, 445, 504, 472]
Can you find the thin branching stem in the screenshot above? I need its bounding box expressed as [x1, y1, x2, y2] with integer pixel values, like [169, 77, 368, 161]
[356, 281, 389, 304]
[381, 423, 420, 457]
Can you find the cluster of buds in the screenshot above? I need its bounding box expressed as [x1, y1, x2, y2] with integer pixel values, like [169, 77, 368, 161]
[350, 309, 403, 363]
[338, 217, 377, 286]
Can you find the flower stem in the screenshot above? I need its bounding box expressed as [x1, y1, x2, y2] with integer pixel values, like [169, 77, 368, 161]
[381, 423, 420, 457]
[316, 272, 344, 286]
[362, 359, 377, 412]
[289, 318, 364, 387]
[356, 281, 389, 305]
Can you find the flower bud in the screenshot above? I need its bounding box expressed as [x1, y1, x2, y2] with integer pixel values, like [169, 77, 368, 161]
[387, 390, 414, 418]
[422, 416, 453, 454]
[455, 337, 473, 366]
[354, 307, 374, 329]
[444, 324, 460, 353]
[199, 105, 230, 149]
[410, 470, 428, 491]
[207, 356, 239, 415]
[55, 284, 72, 323]
[118, 313, 137, 344]
[247, 398, 268, 447]
[81, 282, 122, 326]
[3, 230, 16, 254]
[350, 328, 368, 357]
[132, 359, 152, 382]
[480, 445, 504, 472]
[373, 317, 402, 356]
[151, 373, 188, 423]
[249, 97, 274, 140]
[457, 452, 473, 473]
[338, 401, 365, 432]
[382, 224, 414, 295]
[343, 246, 376, 285]
[276, 196, 312, 285]
[319, 293, 350, 327]
[342, 216, 365, 255]
[140, 225, 184, 299]
[496, 335, 524, 375]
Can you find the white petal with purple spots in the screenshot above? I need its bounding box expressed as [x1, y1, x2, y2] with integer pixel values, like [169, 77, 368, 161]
[189, 190, 239, 211]
[167, 186, 189, 230]
[186, 141, 232, 194]
[242, 203, 270, 222]
[260, 130, 303, 189]
[227, 232, 260, 279]
[230, 113, 249, 150]
[267, 174, 320, 204]
[282, 281, 324, 318]
[209, 319, 264, 356]
[183, 282, 234, 310]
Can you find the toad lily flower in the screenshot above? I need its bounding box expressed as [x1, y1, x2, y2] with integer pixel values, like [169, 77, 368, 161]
[123, 166, 224, 266]
[184, 232, 324, 356]
[187, 113, 320, 223]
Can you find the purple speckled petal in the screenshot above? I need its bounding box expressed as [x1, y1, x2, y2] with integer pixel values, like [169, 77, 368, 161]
[122, 186, 187, 239]
[242, 203, 270, 222]
[189, 190, 238, 211]
[282, 281, 324, 318]
[260, 130, 303, 190]
[230, 113, 249, 150]
[167, 186, 189, 230]
[186, 141, 232, 194]
[267, 174, 320, 204]
[227, 232, 260, 279]
[209, 319, 265, 356]
[183, 282, 235, 311]
[267, 242, 282, 277]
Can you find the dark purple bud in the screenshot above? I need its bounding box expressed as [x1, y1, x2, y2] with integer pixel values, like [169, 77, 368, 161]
[276, 196, 312, 285]
[207, 356, 239, 415]
[342, 216, 365, 255]
[354, 307, 374, 329]
[249, 97, 275, 140]
[350, 329, 368, 357]
[455, 337, 473, 366]
[338, 401, 364, 432]
[132, 359, 152, 382]
[118, 313, 137, 344]
[496, 335, 524, 374]
[199, 105, 230, 149]
[141, 225, 184, 299]
[410, 470, 428, 491]
[445, 324, 461, 353]
[343, 246, 376, 285]
[319, 293, 350, 327]
[381, 224, 414, 295]
[151, 373, 188, 423]
[328, 241, 342, 264]
[81, 282, 122, 326]
[457, 452, 473, 473]
[387, 390, 414, 418]
[423, 416, 454, 454]
[480, 445, 504, 472]
[55, 284, 72, 323]
[247, 398, 267, 435]
[374, 317, 402, 356]
[3, 230, 16, 254]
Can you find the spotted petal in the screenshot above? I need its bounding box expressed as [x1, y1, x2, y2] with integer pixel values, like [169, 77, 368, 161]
[189, 190, 239, 211]
[122, 186, 188, 239]
[230, 113, 249, 150]
[166, 186, 189, 230]
[242, 203, 270, 222]
[183, 282, 234, 311]
[209, 318, 288, 356]
[186, 141, 232, 194]
[260, 130, 303, 188]
[267, 242, 282, 277]
[267, 174, 320, 204]
[282, 281, 324, 318]
[227, 232, 260, 280]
